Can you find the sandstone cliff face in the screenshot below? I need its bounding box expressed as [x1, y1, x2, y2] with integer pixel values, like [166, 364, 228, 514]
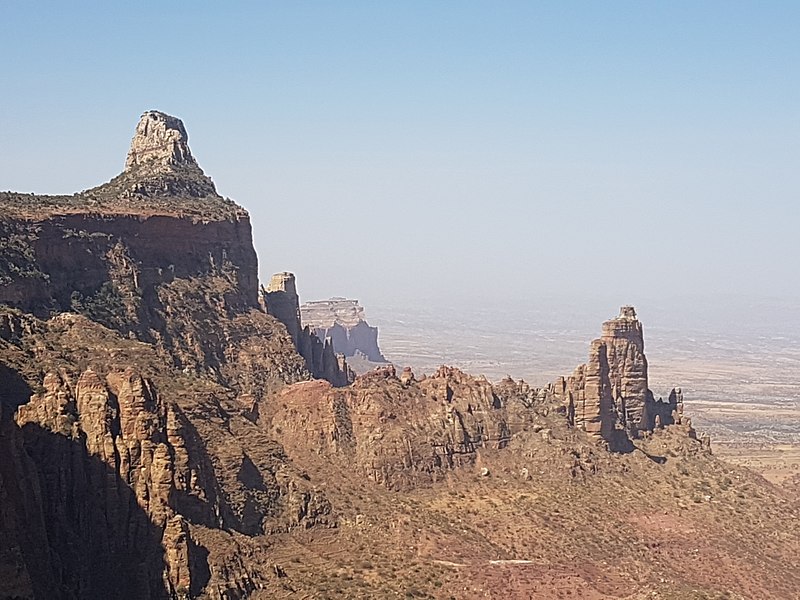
[266, 365, 561, 489]
[126, 111, 197, 172]
[0, 111, 726, 599]
[264, 307, 700, 489]
[0, 310, 334, 599]
[0, 112, 315, 401]
[561, 306, 687, 447]
[262, 273, 353, 387]
[0, 112, 338, 599]
[13, 367, 193, 598]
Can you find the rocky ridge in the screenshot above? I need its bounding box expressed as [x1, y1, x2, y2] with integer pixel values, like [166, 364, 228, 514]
[266, 307, 695, 488]
[0, 111, 343, 598]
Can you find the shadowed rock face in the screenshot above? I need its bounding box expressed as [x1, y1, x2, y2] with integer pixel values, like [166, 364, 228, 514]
[6, 112, 780, 599]
[0, 112, 308, 397]
[263, 272, 302, 346]
[0, 309, 336, 599]
[600, 305, 649, 433]
[0, 112, 338, 597]
[262, 273, 354, 387]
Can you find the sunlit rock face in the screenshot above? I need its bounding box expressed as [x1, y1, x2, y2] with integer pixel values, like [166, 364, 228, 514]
[563, 306, 685, 447]
[125, 110, 197, 172]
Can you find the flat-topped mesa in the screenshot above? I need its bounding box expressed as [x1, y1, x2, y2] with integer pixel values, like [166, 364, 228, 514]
[562, 306, 686, 449]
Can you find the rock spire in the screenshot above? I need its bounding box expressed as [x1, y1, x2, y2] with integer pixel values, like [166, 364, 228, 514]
[125, 110, 197, 172]
[561, 306, 685, 448]
[107, 110, 217, 198]
[262, 272, 354, 387]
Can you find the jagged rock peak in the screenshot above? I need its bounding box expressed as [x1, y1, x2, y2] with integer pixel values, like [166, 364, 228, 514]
[102, 110, 219, 199]
[125, 110, 197, 171]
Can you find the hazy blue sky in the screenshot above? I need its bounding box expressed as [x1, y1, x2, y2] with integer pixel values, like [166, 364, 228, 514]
[2, 2, 798, 310]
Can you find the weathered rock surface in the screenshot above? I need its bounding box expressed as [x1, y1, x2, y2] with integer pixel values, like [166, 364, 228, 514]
[266, 363, 603, 490]
[117, 109, 218, 198]
[0, 112, 338, 599]
[0, 311, 334, 599]
[300, 297, 387, 363]
[264, 308, 702, 488]
[4, 112, 790, 600]
[0, 112, 316, 402]
[262, 273, 353, 387]
[125, 110, 198, 172]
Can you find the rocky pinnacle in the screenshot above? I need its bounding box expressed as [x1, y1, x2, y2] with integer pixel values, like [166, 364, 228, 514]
[124, 110, 197, 172]
[111, 110, 217, 198]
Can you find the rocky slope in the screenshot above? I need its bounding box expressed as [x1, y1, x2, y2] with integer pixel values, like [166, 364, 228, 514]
[1, 112, 798, 600]
[0, 111, 351, 395]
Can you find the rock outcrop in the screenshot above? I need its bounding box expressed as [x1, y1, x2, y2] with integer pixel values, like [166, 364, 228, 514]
[300, 298, 387, 363]
[117, 109, 217, 198]
[266, 365, 535, 489]
[0, 309, 335, 599]
[13, 367, 193, 598]
[125, 110, 197, 172]
[264, 307, 702, 489]
[0, 111, 324, 400]
[560, 306, 687, 447]
[262, 273, 353, 387]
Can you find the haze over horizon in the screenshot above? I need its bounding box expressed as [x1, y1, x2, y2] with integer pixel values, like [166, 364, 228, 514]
[2, 2, 798, 314]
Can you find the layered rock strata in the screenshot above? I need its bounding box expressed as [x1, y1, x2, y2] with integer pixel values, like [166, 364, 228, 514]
[267, 304, 693, 481]
[0, 110, 354, 391]
[0, 310, 334, 599]
[266, 365, 528, 489]
[0, 110, 714, 599]
[300, 298, 387, 363]
[556, 306, 687, 447]
[0, 112, 293, 392]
